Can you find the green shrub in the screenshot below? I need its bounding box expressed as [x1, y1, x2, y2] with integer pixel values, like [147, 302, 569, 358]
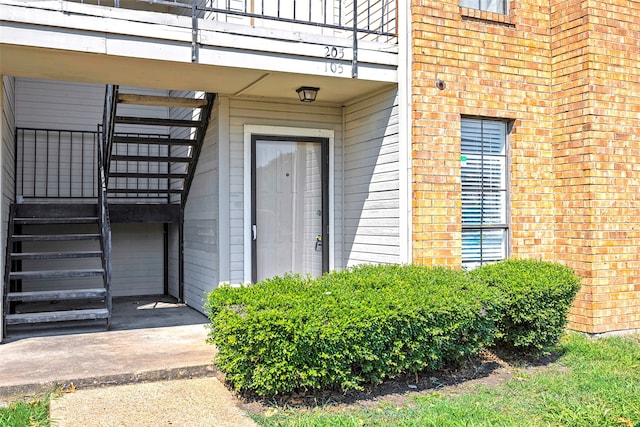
[470, 259, 582, 351]
[206, 264, 498, 396]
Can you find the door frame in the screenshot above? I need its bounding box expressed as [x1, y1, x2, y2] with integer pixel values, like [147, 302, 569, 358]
[251, 135, 329, 283]
[243, 125, 334, 283]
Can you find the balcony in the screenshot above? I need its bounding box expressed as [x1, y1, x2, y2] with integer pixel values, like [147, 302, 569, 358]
[73, 0, 397, 41]
[0, 0, 398, 102]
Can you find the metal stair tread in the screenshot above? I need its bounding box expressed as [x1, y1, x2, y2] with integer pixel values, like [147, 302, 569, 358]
[112, 136, 195, 146]
[12, 233, 101, 241]
[110, 155, 193, 162]
[7, 288, 107, 302]
[108, 172, 188, 179]
[114, 116, 202, 127]
[5, 308, 110, 325]
[107, 189, 183, 194]
[10, 269, 105, 280]
[11, 250, 102, 260]
[13, 216, 99, 225]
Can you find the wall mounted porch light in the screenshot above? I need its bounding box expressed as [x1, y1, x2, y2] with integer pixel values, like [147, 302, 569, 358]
[296, 86, 320, 102]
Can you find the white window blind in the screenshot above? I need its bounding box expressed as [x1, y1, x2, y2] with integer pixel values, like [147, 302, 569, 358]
[460, 0, 507, 14]
[461, 118, 508, 267]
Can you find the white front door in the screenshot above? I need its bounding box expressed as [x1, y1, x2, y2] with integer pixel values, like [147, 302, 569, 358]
[252, 136, 327, 283]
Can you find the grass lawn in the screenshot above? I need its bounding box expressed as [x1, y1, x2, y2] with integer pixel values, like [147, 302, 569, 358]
[0, 393, 50, 427]
[0, 333, 638, 427]
[254, 333, 640, 427]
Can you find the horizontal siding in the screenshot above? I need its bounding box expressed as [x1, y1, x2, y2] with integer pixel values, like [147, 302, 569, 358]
[16, 79, 171, 132]
[167, 223, 179, 299]
[183, 98, 219, 312]
[16, 79, 104, 131]
[111, 223, 164, 296]
[227, 96, 344, 283]
[343, 88, 400, 266]
[19, 224, 163, 296]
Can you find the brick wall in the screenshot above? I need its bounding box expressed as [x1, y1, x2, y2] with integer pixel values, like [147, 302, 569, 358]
[412, 0, 640, 333]
[551, 0, 640, 333]
[412, 0, 555, 267]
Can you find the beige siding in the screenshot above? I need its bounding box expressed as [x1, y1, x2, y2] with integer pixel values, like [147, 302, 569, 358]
[182, 97, 219, 311]
[343, 88, 399, 265]
[227, 96, 344, 283]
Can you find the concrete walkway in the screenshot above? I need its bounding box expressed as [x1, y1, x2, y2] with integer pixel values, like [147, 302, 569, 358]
[0, 296, 258, 426]
[50, 377, 257, 427]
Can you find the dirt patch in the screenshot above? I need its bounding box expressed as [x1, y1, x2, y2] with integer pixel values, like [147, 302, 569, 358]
[229, 347, 566, 416]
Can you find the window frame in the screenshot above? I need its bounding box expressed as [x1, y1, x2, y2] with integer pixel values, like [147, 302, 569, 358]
[460, 117, 511, 267]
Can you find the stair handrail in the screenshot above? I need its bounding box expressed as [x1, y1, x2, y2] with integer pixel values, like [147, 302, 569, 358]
[180, 92, 216, 209]
[2, 205, 16, 338]
[98, 93, 114, 329]
[102, 85, 119, 184]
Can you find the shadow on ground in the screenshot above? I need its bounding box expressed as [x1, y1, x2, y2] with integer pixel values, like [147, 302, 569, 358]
[3, 295, 208, 342]
[240, 347, 565, 414]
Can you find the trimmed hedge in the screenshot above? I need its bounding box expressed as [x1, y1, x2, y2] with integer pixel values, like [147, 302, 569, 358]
[206, 264, 498, 396]
[470, 259, 582, 351]
[206, 260, 582, 396]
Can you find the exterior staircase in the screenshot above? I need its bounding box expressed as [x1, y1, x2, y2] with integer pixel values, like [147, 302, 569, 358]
[2, 86, 215, 336]
[105, 86, 216, 207]
[3, 203, 110, 334]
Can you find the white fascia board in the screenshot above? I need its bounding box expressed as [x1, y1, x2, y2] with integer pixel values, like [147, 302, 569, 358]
[199, 30, 398, 66]
[397, 0, 412, 264]
[198, 19, 398, 56]
[1, 3, 192, 43]
[2, 23, 108, 53]
[198, 45, 396, 82]
[105, 35, 191, 63]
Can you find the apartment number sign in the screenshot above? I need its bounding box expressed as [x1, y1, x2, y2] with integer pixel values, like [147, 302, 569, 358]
[324, 45, 345, 74]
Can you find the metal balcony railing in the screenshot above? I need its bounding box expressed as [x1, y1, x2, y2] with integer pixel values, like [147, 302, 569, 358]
[15, 127, 181, 202]
[68, 0, 397, 77]
[15, 128, 99, 199]
[70, 0, 396, 37]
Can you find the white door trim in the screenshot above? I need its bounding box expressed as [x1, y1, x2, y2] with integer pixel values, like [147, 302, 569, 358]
[243, 125, 335, 283]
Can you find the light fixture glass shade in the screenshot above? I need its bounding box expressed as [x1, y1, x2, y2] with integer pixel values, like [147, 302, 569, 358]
[296, 86, 319, 102]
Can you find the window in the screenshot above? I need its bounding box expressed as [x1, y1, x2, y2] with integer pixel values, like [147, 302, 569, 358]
[461, 118, 509, 267]
[460, 0, 507, 14]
